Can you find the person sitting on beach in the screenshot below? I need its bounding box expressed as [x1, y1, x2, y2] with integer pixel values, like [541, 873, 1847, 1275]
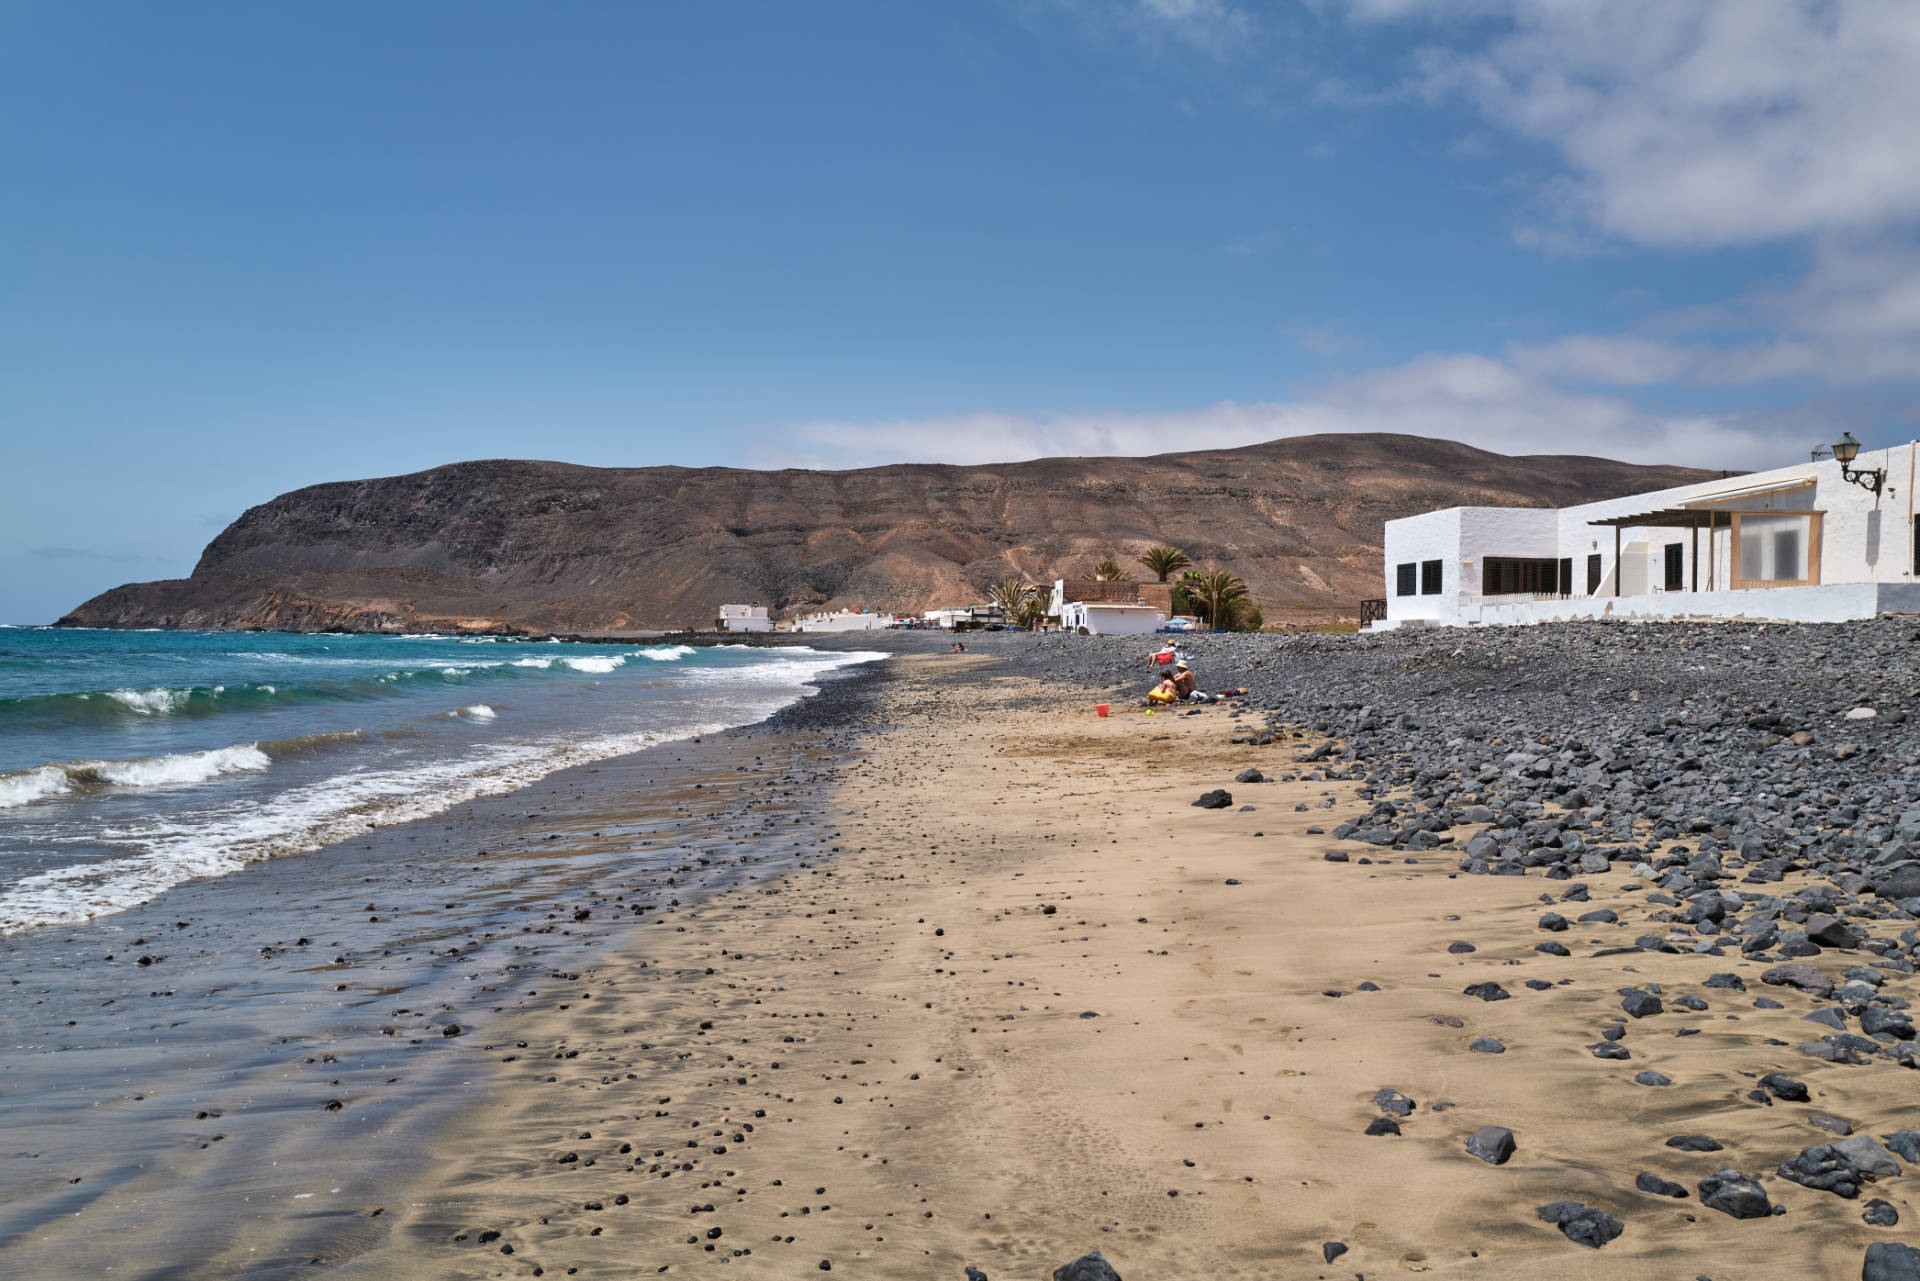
[950, 641, 965, 653]
[1171, 661, 1199, 700]
[1147, 674, 1180, 705]
[1149, 643, 1177, 666]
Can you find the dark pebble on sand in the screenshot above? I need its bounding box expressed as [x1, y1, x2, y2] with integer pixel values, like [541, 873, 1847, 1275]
[1466, 1125, 1516, 1165]
[1635, 1172, 1689, 1199]
[1698, 1170, 1773, 1219]
[1761, 1072, 1811, 1102]
[1864, 1242, 1920, 1281]
[1668, 1135, 1724, 1152]
[1536, 1200, 1623, 1249]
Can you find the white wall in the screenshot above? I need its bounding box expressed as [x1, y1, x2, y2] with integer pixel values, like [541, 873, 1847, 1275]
[1064, 603, 1163, 635]
[1382, 509, 1463, 623]
[1472, 582, 1920, 626]
[1381, 443, 1920, 628]
[794, 612, 891, 632]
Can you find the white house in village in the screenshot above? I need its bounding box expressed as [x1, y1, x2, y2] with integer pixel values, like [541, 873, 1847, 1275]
[715, 604, 772, 633]
[1376, 439, 1920, 629]
[790, 609, 895, 632]
[1049, 579, 1164, 635]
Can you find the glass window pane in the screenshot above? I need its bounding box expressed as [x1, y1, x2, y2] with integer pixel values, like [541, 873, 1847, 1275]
[1737, 513, 1811, 582]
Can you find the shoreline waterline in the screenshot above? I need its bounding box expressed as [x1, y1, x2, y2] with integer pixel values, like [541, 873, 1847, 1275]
[0, 628, 884, 934]
[0, 659, 891, 1277]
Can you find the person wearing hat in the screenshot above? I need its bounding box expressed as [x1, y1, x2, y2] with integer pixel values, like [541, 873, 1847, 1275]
[1170, 660, 1198, 701]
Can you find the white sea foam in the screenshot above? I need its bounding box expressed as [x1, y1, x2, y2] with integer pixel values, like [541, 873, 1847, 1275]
[454, 704, 497, 721]
[87, 743, 271, 788]
[0, 743, 273, 810]
[560, 654, 626, 674]
[105, 687, 187, 715]
[638, 645, 696, 661]
[0, 765, 73, 809]
[0, 649, 888, 933]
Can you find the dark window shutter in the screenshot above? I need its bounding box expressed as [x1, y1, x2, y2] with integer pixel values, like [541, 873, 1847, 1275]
[1396, 563, 1417, 597]
[1587, 553, 1602, 594]
[1420, 560, 1442, 594]
[1664, 543, 1684, 591]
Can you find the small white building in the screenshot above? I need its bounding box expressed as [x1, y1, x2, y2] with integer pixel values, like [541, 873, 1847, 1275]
[1378, 441, 1920, 629]
[922, 605, 1003, 630]
[1048, 578, 1166, 634]
[715, 604, 772, 633]
[1058, 601, 1164, 634]
[792, 609, 895, 632]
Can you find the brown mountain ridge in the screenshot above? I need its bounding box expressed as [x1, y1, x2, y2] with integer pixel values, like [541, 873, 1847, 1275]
[59, 433, 1717, 633]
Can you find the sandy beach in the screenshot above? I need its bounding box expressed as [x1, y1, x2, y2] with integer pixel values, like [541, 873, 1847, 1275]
[9, 640, 1920, 1278]
[325, 651, 1920, 1276]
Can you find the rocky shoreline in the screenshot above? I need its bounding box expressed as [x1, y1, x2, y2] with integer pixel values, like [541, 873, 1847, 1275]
[873, 618, 1920, 1276]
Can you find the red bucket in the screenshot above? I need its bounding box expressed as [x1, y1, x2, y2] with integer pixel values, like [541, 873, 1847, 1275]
[1095, 703, 1110, 717]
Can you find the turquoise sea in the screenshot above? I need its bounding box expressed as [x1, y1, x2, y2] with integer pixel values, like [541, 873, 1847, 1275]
[0, 627, 878, 933]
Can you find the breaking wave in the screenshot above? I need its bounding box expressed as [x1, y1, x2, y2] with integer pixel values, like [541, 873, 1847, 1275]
[0, 651, 663, 728]
[0, 731, 362, 810]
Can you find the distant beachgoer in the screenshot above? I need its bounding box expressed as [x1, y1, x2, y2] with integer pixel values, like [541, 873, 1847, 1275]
[950, 641, 965, 653]
[1150, 643, 1176, 666]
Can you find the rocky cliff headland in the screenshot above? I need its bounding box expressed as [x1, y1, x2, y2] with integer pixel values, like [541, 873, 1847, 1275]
[59, 433, 1714, 633]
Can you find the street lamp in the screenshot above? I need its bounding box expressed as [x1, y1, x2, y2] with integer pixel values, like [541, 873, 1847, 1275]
[1831, 432, 1886, 496]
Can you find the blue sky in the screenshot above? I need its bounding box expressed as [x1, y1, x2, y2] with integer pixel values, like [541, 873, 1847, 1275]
[5, 1, 1920, 622]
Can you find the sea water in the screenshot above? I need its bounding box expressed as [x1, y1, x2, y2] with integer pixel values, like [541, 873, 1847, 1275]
[0, 628, 880, 932]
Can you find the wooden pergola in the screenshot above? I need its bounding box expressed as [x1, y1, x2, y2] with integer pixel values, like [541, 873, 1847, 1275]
[1586, 508, 1722, 596]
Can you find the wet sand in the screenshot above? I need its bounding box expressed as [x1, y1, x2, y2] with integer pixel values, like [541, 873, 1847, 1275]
[0, 698, 862, 1278]
[9, 650, 1918, 1277]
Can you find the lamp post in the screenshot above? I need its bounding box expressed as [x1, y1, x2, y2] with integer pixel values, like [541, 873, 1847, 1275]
[1831, 432, 1886, 496]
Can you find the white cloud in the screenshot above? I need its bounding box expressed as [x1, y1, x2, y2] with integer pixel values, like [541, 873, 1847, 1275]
[756, 352, 1829, 473]
[1135, 0, 1255, 53]
[1040, 0, 1257, 59]
[869, 2, 1920, 481]
[1506, 239, 1920, 388]
[1380, 1, 1920, 248]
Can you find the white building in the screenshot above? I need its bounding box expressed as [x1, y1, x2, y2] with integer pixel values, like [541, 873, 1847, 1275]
[1047, 578, 1166, 635]
[1059, 600, 1164, 634]
[715, 604, 772, 633]
[1377, 441, 1920, 629]
[922, 605, 1003, 630]
[791, 609, 895, 632]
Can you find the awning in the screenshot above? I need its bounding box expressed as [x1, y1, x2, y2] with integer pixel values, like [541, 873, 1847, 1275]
[1589, 475, 1819, 529]
[1680, 476, 1815, 507]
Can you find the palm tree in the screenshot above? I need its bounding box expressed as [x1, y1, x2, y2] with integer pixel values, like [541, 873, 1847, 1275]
[1015, 593, 1051, 629]
[1081, 558, 1132, 582]
[1137, 545, 1191, 582]
[988, 576, 1033, 620]
[1173, 568, 1206, 621]
[1190, 571, 1251, 632]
